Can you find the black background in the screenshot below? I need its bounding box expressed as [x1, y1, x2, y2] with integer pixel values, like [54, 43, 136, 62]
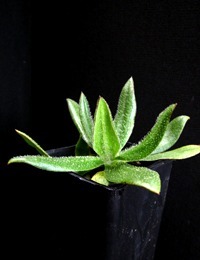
[0, 1, 200, 259]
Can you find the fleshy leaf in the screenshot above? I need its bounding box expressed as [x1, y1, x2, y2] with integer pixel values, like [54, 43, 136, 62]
[66, 98, 90, 146]
[152, 115, 190, 154]
[8, 155, 103, 173]
[79, 92, 94, 147]
[117, 104, 176, 161]
[91, 171, 110, 186]
[105, 163, 161, 194]
[114, 77, 136, 149]
[93, 97, 121, 162]
[141, 145, 200, 161]
[15, 129, 49, 157]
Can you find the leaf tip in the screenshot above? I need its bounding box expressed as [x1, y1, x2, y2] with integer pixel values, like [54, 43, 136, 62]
[66, 98, 70, 105]
[15, 129, 20, 134]
[7, 158, 15, 165]
[80, 91, 85, 98]
[129, 76, 134, 83]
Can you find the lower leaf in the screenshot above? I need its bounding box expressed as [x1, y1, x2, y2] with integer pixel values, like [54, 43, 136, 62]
[105, 163, 161, 194]
[91, 171, 110, 186]
[8, 155, 103, 174]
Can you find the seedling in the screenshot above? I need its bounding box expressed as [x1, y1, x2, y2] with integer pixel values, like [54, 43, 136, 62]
[8, 77, 200, 194]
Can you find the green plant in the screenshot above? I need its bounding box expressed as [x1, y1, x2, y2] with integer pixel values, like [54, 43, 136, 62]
[8, 77, 200, 194]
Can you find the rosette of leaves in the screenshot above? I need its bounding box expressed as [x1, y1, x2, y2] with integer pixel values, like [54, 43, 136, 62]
[8, 77, 200, 194]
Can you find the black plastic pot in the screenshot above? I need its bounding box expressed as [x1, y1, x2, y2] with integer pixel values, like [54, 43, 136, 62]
[4, 146, 172, 259]
[44, 146, 172, 260]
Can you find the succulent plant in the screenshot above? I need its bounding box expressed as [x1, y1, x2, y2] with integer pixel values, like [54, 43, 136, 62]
[8, 77, 200, 194]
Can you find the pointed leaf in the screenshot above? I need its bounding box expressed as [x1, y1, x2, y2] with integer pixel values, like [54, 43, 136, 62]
[141, 145, 200, 161]
[8, 155, 103, 174]
[105, 163, 161, 194]
[114, 77, 136, 149]
[15, 129, 49, 157]
[66, 98, 91, 146]
[117, 104, 176, 161]
[152, 115, 190, 154]
[93, 97, 121, 162]
[79, 92, 94, 147]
